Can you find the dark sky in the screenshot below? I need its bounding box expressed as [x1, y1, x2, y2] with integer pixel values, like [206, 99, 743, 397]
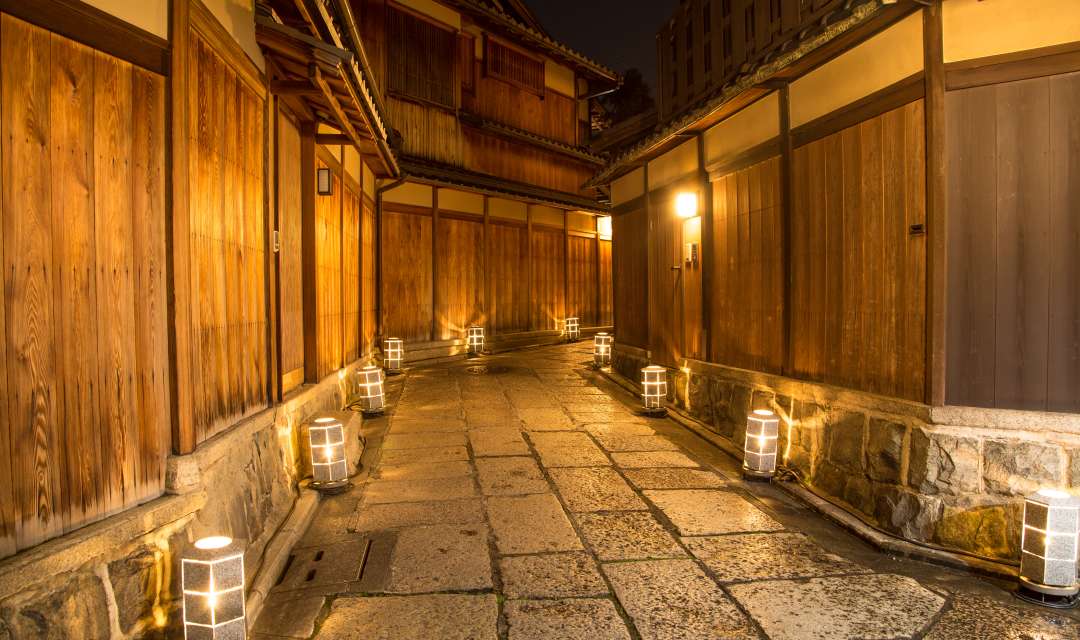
[526, 0, 679, 93]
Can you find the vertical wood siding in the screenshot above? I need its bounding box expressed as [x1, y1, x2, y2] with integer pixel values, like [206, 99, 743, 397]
[612, 207, 649, 350]
[530, 227, 566, 330]
[361, 195, 377, 354]
[567, 235, 598, 326]
[489, 222, 530, 333]
[598, 239, 614, 326]
[946, 72, 1080, 412]
[435, 216, 484, 339]
[343, 186, 361, 364]
[315, 164, 343, 378]
[277, 113, 304, 392]
[381, 209, 434, 341]
[0, 16, 168, 557]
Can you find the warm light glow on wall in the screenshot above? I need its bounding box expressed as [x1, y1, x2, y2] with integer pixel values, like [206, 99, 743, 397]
[384, 337, 404, 372]
[182, 536, 245, 639]
[467, 325, 485, 354]
[1019, 488, 1080, 606]
[593, 332, 613, 367]
[356, 365, 385, 415]
[743, 409, 780, 480]
[641, 365, 668, 414]
[308, 416, 348, 489]
[675, 191, 698, 219]
[597, 216, 612, 239]
[562, 317, 580, 341]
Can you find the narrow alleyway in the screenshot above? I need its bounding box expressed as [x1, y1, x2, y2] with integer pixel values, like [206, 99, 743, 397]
[252, 344, 1080, 640]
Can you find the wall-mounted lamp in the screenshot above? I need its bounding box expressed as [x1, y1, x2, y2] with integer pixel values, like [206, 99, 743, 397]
[641, 365, 668, 416]
[467, 325, 485, 356]
[593, 332, 613, 368]
[675, 191, 698, 219]
[562, 317, 580, 342]
[743, 409, 779, 481]
[356, 365, 385, 416]
[317, 167, 333, 196]
[384, 337, 404, 374]
[182, 536, 245, 639]
[1018, 488, 1080, 607]
[307, 416, 349, 492]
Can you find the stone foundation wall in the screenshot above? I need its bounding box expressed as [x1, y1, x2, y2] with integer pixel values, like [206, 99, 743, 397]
[612, 345, 1080, 565]
[0, 368, 365, 639]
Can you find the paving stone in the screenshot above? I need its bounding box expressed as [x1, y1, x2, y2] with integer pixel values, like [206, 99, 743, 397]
[577, 512, 685, 561]
[507, 393, 558, 409]
[505, 599, 632, 640]
[611, 451, 700, 468]
[382, 432, 467, 450]
[389, 419, 468, 433]
[316, 594, 498, 640]
[466, 411, 521, 429]
[486, 494, 584, 554]
[727, 573, 945, 640]
[518, 408, 575, 431]
[498, 552, 608, 599]
[603, 559, 757, 640]
[592, 434, 681, 452]
[352, 498, 485, 532]
[582, 421, 656, 436]
[363, 476, 476, 505]
[529, 432, 610, 467]
[475, 457, 549, 495]
[468, 428, 530, 457]
[252, 593, 325, 638]
[683, 532, 867, 583]
[374, 461, 473, 481]
[387, 524, 493, 593]
[379, 446, 469, 465]
[622, 468, 727, 489]
[549, 467, 647, 511]
[643, 489, 784, 535]
[923, 593, 1080, 639]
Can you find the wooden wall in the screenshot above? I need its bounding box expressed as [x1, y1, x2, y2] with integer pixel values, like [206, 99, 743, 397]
[489, 221, 530, 333]
[945, 72, 1080, 412]
[361, 195, 377, 355]
[531, 226, 566, 330]
[381, 207, 434, 341]
[463, 70, 577, 145]
[567, 235, 598, 326]
[612, 207, 649, 350]
[277, 112, 304, 392]
[463, 129, 596, 196]
[598, 239, 614, 326]
[314, 161, 343, 378]
[790, 101, 926, 401]
[187, 29, 268, 442]
[343, 186, 361, 364]
[0, 15, 168, 556]
[435, 214, 485, 339]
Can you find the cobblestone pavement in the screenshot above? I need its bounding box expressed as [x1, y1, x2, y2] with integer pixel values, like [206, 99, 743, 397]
[253, 343, 1080, 640]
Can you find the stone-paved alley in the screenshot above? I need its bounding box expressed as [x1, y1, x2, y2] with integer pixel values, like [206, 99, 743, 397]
[251, 343, 1080, 640]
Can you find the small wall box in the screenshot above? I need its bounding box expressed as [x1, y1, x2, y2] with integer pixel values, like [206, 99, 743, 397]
[684, 242, 698, 265]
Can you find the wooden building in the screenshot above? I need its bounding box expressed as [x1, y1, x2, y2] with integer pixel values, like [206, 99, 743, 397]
[596, 0, 1080, 567]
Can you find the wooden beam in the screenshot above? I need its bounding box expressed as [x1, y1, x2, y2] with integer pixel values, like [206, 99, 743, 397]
[483, 197, 491, 334]
[594, 221, 602, 327]
[310, 64, 364, 149]
[526, 206, 534, 332]
[924, 2, 947, 406]
[563, 211, 571, 327]
[270, 79, 319, 95]
[316, 133, 353, 145]
[168, 0, 196, 455]
[432, 188, 439, 342]
[698, 134, 713, 363]
[779, 84, 794, 377]
[266, 97, 282, 404]
[301, 121, 319, 383]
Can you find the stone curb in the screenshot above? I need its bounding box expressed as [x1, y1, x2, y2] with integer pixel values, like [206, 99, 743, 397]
[246, 486, 321, 629]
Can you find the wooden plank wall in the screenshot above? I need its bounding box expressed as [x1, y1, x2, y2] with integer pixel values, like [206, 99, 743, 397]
[463, 72, 577, 145]
[314, 161, 343, 379]
[489, 221, 530, 333]
[361, 195, 377, 355]
[343, 186, 361, 364]
[945, 72, 1080, 412]
[277, 112, 304, 392]
[648, 188, 685, 368]
[381, 208, 434, 340]
[789, 100, 926, 401]
[567, 235, 598, 326]
[0, 15, 168, 557]
[462, 129, 596, 196]
[187, 30, 268, 442]
[435, 214, 485, 339]
[530, 226, 566, 330]
[598, 239, 614, 326]
[710, 157, 784, 373]
[612, 207, 649, 350]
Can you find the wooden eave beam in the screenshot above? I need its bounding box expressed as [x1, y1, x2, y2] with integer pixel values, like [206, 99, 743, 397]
[310, 65, 364, 149]
[270, 79, 319, 95]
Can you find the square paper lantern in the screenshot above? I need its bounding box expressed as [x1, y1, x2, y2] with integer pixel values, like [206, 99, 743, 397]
[356, 365, 385, 415]
[308, 416, 348, 490]
[641, 365, 667, 414]
[467, 325, 485, 354]
[593, 332, 613, 367]
[743, 410, 780, 480]
[384, 337, 404, 373]
[563, 317, 580, 342]
[1019, 488, 1080, 604]
[182, 536, 245, 640]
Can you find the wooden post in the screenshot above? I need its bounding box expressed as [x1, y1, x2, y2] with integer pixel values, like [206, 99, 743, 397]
[779, 83, 794, 377]
[563, 211, 570, 328]
[338, 147, 346, 367]
[300, 121, 318, 383]
[168, 0, 196, 454]
[431, 187, 439, 342]
[483, 196, 491, 335]
[643, 164, 651, 357]
[594, 219, 602, 327]
[924, 2, 947, 406]
[698, 135, 713, 361]
[266, 97, 281, 403]
[526, 205, 534, 331]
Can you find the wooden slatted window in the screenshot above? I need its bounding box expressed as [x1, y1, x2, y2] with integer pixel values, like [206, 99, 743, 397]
[460, 33, 476, 94]
[387, 7, 457, 108]
[485, 36, 544, 96]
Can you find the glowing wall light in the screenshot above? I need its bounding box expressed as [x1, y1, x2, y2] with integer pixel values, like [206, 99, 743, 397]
[743, 409, 780, 480]
[641, 365, 667, 415]
[1018, 488, 1080, 607]
[308, 416, 348, 492]
[467, 325, 485, 355]
[675, 191, 698, 219]
[356, 365, 385, 415]
[384, 337, 404, 373]
[563, 317, 580, 342]
[593, 332, 613, 368]
[182, 536, 245, 639]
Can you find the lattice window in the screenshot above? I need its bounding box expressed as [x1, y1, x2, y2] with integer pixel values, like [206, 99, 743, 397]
[387, 7, 457, 108]
[485, 36, 544, 96]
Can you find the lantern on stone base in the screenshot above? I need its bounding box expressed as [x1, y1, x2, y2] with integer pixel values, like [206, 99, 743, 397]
[640, 365, 667, 416]
[307, 416, 349, 493]
[356, 365, 385, 416]
[743, 409, 780, 481]
[467, 325, 485, 355]
[562, 317, 580, 342]
[182, 536, 246, 639]
[593, 332, 613, 368]
[383, 337, 404, 374]
[1017, 488, 1080, 608]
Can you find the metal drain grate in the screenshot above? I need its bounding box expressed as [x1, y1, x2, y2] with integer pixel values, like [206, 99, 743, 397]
[463, 364, 519, 375]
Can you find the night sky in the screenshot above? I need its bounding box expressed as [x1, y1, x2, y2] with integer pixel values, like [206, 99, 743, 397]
[526, 0, 680, 93]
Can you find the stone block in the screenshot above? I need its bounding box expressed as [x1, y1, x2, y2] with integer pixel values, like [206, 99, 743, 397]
[909, 429, 981, 496]
[0, 572, 111, 639]
[866, 418, 907, 484]
[1071, 450, 1080, 487]
[811, 462, 847, 499]
[934, 499, 1023, 560]
[983, 440, 1064, 496]
[873, 486, 942, 542]
[843, 475, 875, 517]
[725, 385, 752, 442]
[108, 547, 161, 633]
[826, 411, 866, 472]
[687, 374, 711, 425]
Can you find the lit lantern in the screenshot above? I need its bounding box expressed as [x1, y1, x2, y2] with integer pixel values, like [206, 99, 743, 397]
[308, 416, 348, 492]
[182, 536, 245, 639]
[467, 325, 485, 355]
[563, 317, 580, 342]
[356, 365, 385, 415]
[1018, 488, 1080, 607]
[743, 409, 780, 480]
[384, 337, 404, 373]
[675, 191, 698, 219]
[641, 365, 667, 415]
[593, 332, 613, 368]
